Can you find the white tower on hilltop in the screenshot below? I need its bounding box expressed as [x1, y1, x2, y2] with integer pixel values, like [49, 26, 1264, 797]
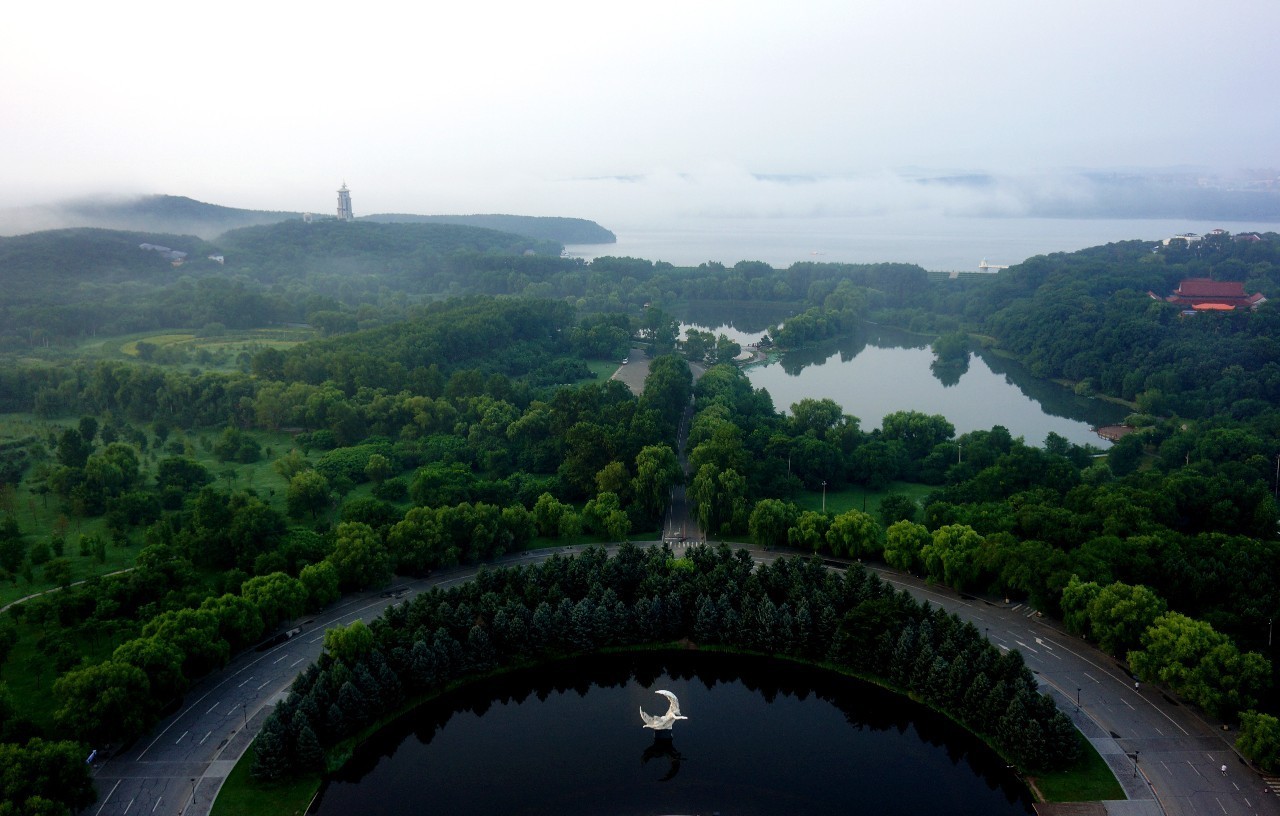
[336, 182, 353, 221]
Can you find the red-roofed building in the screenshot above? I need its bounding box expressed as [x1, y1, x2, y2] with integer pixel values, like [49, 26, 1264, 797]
[1153, 278, 1267, 311]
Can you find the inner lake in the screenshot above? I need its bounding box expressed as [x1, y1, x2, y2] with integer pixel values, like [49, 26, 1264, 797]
[311, 651, 1034, 816]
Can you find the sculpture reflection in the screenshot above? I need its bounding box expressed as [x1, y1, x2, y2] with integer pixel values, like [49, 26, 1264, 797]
[641, 734, 684, 782]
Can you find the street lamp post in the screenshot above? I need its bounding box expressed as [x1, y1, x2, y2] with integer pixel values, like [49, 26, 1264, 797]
[242, 703, 248, 729]
[1076, 687, 1081, 711]
[821, 480, 827, 514]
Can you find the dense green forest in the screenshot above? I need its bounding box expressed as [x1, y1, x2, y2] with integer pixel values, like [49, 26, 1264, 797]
[4, 220, 1280, 811]
[250, 545, 1079, 783]
[360, 213, 616, 244]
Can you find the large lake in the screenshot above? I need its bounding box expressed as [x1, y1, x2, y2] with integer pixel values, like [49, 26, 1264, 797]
[684, 318, 1127, 448]
[566, 213, 1279, 272]
[311, 652, 1034, 816]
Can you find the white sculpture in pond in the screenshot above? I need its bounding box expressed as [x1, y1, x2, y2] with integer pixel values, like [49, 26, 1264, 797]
[639, 689, 688, 731]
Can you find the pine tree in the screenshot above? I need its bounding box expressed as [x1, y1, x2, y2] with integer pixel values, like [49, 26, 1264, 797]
[250, 715, 292, 781]
[293, 713, 323, 772]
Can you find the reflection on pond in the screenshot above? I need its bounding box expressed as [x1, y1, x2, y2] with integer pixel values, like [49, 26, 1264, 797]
[311, 651, 1033, 816]
[640, 733, 684, 782]
[743, 324, 1126, 447]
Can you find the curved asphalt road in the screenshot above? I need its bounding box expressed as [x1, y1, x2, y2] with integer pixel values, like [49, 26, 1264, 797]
[84, 544, 1280, 816]
[81, 351, 1280, 816]
[844, 561, 1278, 816]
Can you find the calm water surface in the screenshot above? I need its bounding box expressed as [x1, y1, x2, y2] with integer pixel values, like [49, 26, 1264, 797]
[744, 328, 1127, 447]
[567, 213, 1280, 271]
[311, 652, 1033, 816]
[680, 316, 1126, 447]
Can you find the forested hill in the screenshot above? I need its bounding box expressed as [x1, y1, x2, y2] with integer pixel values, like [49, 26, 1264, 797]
[360, 213, 616, 245]
[0, 221, 569, 346]
[957, 231, 1280, 417]
[0, 228, 217, 301]
[0, 195, 617, 245]
[0, 194, 298, 238]
[217, 218, 559, 261]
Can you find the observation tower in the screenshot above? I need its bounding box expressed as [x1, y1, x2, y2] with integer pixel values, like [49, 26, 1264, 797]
[336, 182, 353, 221]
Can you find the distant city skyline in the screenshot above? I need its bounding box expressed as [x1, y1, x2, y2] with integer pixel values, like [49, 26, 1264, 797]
[3, 0, 1277, 225]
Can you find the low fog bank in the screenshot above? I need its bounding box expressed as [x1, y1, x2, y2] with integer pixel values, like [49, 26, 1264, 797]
[2, 168, 1277, 239]
[550, 167, 1280, 227]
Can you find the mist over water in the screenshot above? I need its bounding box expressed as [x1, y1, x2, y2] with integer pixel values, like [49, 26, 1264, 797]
[567, 213, 1279, 271]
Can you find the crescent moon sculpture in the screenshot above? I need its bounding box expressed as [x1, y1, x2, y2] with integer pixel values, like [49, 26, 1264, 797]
[639, 689, 688, 731]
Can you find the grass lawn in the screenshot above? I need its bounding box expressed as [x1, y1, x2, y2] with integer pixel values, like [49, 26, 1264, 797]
[582, 359, 623, 383]
[1030, 734, 1125, 802]
[0, 414, 308, 609]
[211, 743, 320, 816]
[792, 480, 935, 518]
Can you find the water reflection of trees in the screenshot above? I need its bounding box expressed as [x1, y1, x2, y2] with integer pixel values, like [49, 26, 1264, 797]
[975, 347, 1127, 431]
[759, 320, 1125, 434]
[678, 301, 796, 335]
[330, 651, 1030, 809]
[775, 324, 932, 376]
[930, 357, 969, 387]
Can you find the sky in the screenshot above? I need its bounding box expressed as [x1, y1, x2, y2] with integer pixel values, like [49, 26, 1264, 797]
[3, 0, 1278, 224]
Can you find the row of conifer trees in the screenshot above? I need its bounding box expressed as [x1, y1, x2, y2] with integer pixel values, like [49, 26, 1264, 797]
[252, 542, 1080, 780]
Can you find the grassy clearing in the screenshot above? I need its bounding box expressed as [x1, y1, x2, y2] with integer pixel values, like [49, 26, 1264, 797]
[580, 359, 624, 384]
[0, 414, 306, 609]
[211, 743, 320, 816]
[792, 481, 935, 518]
[1030, 734, 1125, 802]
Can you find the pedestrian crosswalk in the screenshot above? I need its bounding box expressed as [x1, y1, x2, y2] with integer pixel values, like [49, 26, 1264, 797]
[1261, 774, 1280, 795]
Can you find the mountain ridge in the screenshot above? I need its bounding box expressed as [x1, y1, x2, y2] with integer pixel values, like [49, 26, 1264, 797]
[0, 194, 617, 245]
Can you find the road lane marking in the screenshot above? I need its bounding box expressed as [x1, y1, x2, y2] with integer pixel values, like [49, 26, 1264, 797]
[309, 634, 324, 643]
[199, 731, 211, 745]
[1122, 699, 1134, 710]
[257, 680, 270, 690]
[175, 730, 187, 744]
[94, 780, 121, 815]
[1014, 640, 1038, 654]
[1216, 797, 1227, 813]
[291, 657, 306, 667]
[1083, 672, 1100, 683]
[152, 797, 163, 812]
[273, 655, 288, 664]
[206, 702, 219, 714]
[123, 798, 134, 815]
[238, 677, 252, 687]
[1188, 760, 1202, 777]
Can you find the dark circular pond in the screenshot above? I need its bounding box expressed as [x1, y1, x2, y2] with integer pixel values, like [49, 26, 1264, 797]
[311, 651, 1034, 816]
